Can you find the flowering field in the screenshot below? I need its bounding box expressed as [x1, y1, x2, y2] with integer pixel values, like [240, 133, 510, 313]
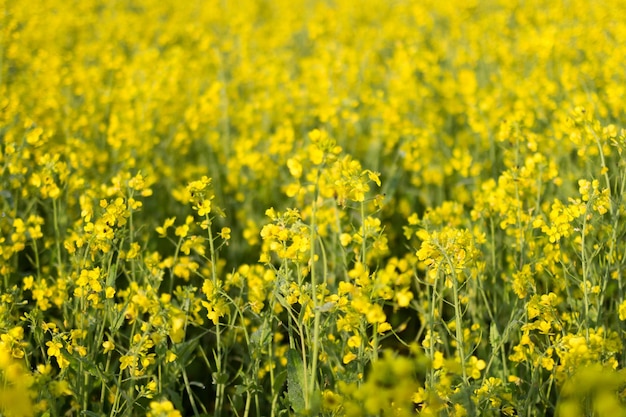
[1, 0, 626, 415]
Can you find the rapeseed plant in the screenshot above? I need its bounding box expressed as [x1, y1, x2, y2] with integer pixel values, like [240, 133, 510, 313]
[2, 0, 626, 415]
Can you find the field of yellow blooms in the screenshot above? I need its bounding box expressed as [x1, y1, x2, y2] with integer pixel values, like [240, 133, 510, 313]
[1, 0, 626, 415]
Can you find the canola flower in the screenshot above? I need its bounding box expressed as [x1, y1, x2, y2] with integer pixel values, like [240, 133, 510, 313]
[1, 0, 626, 415]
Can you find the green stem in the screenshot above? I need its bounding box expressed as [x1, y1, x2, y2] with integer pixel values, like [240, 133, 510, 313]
[182, 368, 200, 416]
[168, 235, 184, 294]
[426, 274, 438, 388]
[306, 165, 325, 410]
[206, 213, 225, 417]
[360, 202, 367, 263]
[590, 127, 614, 215]
[100, 351, 112, 404]
[128, 191, 137, 282]
[451, 269, 468, 384]
[52, 198, 64, 276]
[243, 391, 251, 417]
[110, 363, 125, 416]
[436, 242, 468, 385]
[308, 196, 320, 410]
[298, 318, 309, 410]
[581, 208, 590, 342]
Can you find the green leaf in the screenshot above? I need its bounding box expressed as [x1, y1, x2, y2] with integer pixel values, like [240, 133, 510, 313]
[489, 322, 500, 350]
[234, 384, 248, 396]
[212, 372, 229, 385]
[309, 388, 322, 416]
[109, 301, 128, 332]
[287, 348, 306, 414]
[164, 387, 184, 411]
[273, 369, 288, 393]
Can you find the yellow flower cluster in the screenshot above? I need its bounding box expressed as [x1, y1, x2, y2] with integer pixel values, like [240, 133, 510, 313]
[0, 350, 36, 417]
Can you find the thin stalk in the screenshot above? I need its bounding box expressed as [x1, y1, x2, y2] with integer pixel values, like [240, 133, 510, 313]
[206, 212, 225, 417]
[182, 368, 200, 416]
[360, 202, 367, 263]
[590, 127, 614, 215]
[298, 318, 309, 410]
[437, 245, 468, 385]
[128, 192, 137, 282]
[100, 351, 112, 404]
[110, 363, 126, 416]
[426, 273, 438, 387]
[580, 208, 590, 342]
[268, 294, 278, 417]
[52, 198, 64, 275]
[307, 169, 322, 409]
[31, 238, 40, 279]
[478, 282, 508, 381]
[243, 392, 251, 417]
[168, 235, 184, 294]
[451, 273, 468, 384]
[597, 159, 626, 324]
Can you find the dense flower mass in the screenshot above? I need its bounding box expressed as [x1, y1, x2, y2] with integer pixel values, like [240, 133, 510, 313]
[1, 0, 626, 415]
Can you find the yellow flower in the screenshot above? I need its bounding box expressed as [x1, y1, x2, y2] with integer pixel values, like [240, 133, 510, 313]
[156, 217, 176, 237]
[364, 169, 381, 187]
[126, 242, 141, 259]
[619, 300, 626, 321]
[105, 287, 116, 299]
[322, 389, 342, 412]
[0, 351, 36, 417]
[366, 304, 386, 324]
[395, 288, 414, 307]
[467, 356, 486, 379]
[46, 340, 63, 358]
[218, 227, 231, 240]
[120, 355, 137, 371]
[195, 199, 212, 216]
[166, 351, 177, 363]
[102, 340, 115, 354]
[147, 400, 182, 417]
[377, 322, 392, 334]
[128, 172, 146, 191]
[343, 352, 357, 364]
[175, 224, 189, 238]
[286, 158, 303, 178]
[432, 351, 445, 370]
[347, 334, 361, 349]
